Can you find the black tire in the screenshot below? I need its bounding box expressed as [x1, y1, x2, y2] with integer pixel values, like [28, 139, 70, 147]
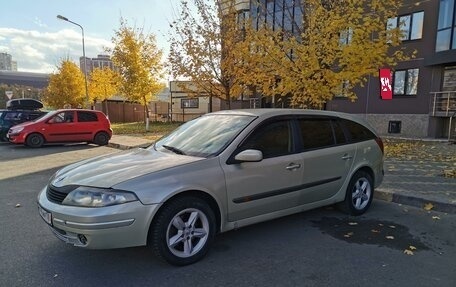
[150, 196, 216, 266]
[26, 133, 44, 148]
[0, 132, 8, 142]
[93, 132, 109, 146]
[338, 170, 374, 216]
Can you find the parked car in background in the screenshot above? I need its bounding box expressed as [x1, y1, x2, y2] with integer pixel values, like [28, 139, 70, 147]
[37, 109, 384, 265]
[8, 109, 112, 147]
[0, 99, 46, 142]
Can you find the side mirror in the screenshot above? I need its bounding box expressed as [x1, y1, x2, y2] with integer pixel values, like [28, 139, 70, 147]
[234, 149, 263, 163]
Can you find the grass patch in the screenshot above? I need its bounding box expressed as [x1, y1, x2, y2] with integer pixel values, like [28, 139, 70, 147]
[112, 122, 181, 141]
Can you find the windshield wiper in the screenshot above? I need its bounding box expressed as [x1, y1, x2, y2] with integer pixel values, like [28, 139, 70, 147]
[162, 145, 186, 155]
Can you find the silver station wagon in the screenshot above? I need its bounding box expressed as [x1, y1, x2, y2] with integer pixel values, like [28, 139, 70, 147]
[38, 109, 384, 265]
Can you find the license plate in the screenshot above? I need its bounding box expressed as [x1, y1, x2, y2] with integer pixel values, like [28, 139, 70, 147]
[38, 206, 52, 226]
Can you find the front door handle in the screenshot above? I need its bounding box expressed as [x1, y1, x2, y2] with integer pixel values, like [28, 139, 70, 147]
[286, 163, 301, 170]
[341, 154, 353, 160]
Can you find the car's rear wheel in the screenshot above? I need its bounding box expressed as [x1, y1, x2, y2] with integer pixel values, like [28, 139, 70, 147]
[93, 132, 109, 146]
[150, 196, 216, 266]
[26, 133, 44, 148]
[339, 170, 373, 216]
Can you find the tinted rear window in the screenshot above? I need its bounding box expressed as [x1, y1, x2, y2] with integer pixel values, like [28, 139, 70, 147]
[298, 119, 335, 150]
[342, 119, 376, 142]
[77, 111, 98, 122]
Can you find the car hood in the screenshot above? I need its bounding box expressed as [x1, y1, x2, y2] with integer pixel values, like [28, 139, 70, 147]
[10, 121, 35, 129]
[51, 148, 204, 188]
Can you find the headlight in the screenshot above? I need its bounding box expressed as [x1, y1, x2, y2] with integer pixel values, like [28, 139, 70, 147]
[62, 186, 138, 207]
[10, 127, 24, 134]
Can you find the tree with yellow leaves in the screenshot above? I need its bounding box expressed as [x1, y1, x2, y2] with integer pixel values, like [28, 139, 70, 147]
[88, 67, 120, 117]
[42, 59, 85, 109]
[239, 0, 411, 108]
[109, 18, 164, 130]
[169, 0, 248, 109]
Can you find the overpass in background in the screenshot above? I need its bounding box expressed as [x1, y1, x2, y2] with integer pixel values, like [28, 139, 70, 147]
[0, 70, 50, 88]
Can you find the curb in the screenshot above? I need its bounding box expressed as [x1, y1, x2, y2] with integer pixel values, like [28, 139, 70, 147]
[375, 189, 456, 214]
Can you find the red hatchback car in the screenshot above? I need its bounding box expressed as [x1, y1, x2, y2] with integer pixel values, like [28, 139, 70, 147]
[8, 109, 112, 148]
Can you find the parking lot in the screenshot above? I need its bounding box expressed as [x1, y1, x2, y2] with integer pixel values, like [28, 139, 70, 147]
[0, 142, 455, 287]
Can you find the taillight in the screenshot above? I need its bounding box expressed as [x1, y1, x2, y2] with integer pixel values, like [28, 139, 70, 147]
[375, 137, 384, 154]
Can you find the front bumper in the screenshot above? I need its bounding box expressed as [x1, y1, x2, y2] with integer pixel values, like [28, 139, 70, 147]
[7, 132, 26, 144]
[37, 187, 160, 249]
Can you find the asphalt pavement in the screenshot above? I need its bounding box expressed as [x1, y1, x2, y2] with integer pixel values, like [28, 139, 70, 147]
[108, 135, 456, 214]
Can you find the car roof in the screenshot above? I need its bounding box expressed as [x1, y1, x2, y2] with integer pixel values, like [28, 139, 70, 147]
[54, 109, 101, 112]
[210, 108, 352, 120]
[208, 108, 376, 134]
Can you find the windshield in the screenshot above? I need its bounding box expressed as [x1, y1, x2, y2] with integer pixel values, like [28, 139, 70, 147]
[152, 114, 255, 158]
[34, 110, 58, 122]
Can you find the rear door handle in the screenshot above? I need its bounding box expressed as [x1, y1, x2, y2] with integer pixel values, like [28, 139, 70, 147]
[341, 154, 353, 160]
[286, 163, 301, 170]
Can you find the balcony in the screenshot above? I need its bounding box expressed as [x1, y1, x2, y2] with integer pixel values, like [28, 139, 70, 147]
[430, 91, 456, 117]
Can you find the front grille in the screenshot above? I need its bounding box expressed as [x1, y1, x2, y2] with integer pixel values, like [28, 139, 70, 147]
[47, 186, 68, 204]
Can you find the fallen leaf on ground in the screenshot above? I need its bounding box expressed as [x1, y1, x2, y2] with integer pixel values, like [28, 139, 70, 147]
[424, 203, 434, 211]
[432, 216, 441, 220]
[404, 249, 414, 255]
[348, 222, 358, 226]
[344, 232, 354, 238]
[386, 236, 395, 240]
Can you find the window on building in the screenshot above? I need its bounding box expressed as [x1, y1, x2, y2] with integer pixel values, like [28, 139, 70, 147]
[237, 10, 250, 26]
[181, 98, 199, 108]
[266, 0, 275, 27]
[393, 68, 419, 96]
[250, 1, 259, 30]
[437, 0, 456, 51]
[387, 11, 424, 41]
[339, 28, 353, 45]
[274, 1, 284, 31]
[335, 80, 350, 98]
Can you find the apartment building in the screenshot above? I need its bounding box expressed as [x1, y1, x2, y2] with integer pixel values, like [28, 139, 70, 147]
[79, 54, 117, 75]
[0, 52, 18, 71]
[229, 0, 455, 139]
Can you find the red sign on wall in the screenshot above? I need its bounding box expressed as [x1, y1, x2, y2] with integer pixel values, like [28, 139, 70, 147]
[379, 69, 392, 100]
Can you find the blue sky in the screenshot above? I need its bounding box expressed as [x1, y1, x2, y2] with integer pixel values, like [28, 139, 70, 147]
[0, 0, 177, 73]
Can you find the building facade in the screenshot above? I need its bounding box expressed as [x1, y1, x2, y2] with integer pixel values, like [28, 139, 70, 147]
[327, 0, 455, 140]
[0, 52, 18, 71]
[79, 54, 117, 75]
[233, 0, 456, 139]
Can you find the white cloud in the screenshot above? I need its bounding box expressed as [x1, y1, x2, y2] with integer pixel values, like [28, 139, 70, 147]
[34, 17, 48, 28]
[0, 27, 113, 73]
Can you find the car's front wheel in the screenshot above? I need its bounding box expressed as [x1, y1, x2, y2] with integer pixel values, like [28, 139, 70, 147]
[0, 132, 8, 142]
[150, 196, 216, 266]
[26, 133, 44, 148]
[339, 170, 374, 215]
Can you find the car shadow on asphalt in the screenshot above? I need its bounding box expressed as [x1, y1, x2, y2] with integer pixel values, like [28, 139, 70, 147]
[0, 142, 102, 161]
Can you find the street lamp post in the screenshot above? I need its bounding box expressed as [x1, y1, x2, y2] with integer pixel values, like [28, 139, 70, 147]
[57, 14, 90, 109]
